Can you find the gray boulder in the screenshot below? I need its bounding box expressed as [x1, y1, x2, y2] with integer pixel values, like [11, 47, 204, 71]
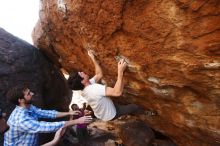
[0, 27, 71, 117]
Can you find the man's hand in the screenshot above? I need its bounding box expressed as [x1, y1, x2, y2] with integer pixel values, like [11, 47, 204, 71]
[88, 50, 96, 60]
[76, 116, 93, 124]
[118, 59, 127, 74]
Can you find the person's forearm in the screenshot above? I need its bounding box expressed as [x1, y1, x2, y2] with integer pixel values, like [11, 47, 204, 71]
[106, 59, 127, 97]
[56, 112, 70, 118]
[113, 71, 124, 96]
[91, 57, 103, 78]
[41, 140, 57, 146]
[64, 119, 78, 127]
[64, 116, 92, 127]
[42, 127, 66, 146]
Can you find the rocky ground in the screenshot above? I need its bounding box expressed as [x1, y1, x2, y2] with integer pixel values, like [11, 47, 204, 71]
[59, 114, 176, 146]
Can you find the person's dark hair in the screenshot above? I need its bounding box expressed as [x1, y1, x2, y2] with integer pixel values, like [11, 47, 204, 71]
[6, 85, 27, 105]
[67, 72, 84, 90]
[71, 104, 79, 111]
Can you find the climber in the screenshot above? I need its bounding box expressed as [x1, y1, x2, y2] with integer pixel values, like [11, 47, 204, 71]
[67, 50, 140, 121]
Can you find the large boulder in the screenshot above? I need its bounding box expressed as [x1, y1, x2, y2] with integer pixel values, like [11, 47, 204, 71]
[0, 28, 71, 144]
[32, 0, 220, 145]
[0, 28, 70, 114]
[119, 120, 155, 146]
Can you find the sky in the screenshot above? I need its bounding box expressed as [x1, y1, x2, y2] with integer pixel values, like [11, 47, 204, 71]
[0, 0, 39, 44]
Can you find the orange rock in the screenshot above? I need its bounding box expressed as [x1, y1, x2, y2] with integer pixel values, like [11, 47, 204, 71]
[32, 0, 220, 146]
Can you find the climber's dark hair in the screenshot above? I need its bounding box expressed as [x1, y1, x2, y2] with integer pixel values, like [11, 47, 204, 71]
[6, 84, 28, 105]
[67, 71, 84, 90]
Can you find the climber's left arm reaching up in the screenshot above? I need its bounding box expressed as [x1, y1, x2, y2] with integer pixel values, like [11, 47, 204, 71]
[88, 50, 103, 82]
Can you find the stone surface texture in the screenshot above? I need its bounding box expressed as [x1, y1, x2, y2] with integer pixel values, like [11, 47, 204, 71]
[0, 28, 72, 145]
[119, 120, 155, 146]
[33, 0, 220, 145]
[0, 28, 70, 113]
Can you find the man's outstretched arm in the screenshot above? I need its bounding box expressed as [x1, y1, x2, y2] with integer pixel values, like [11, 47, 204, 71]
[105, 59, 127, 97]
[56, 110, 80, 118]
[88, 50, 103, 82]
[41, 115, 92, 146]
[64, 116, 93, 127]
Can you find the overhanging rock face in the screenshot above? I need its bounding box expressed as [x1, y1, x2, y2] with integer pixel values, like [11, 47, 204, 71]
[32, 0, 220, 145]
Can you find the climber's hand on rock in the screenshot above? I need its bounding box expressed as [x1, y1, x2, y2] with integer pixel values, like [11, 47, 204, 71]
[88, 50, 96, 60]
[118, 59, 127, 73]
